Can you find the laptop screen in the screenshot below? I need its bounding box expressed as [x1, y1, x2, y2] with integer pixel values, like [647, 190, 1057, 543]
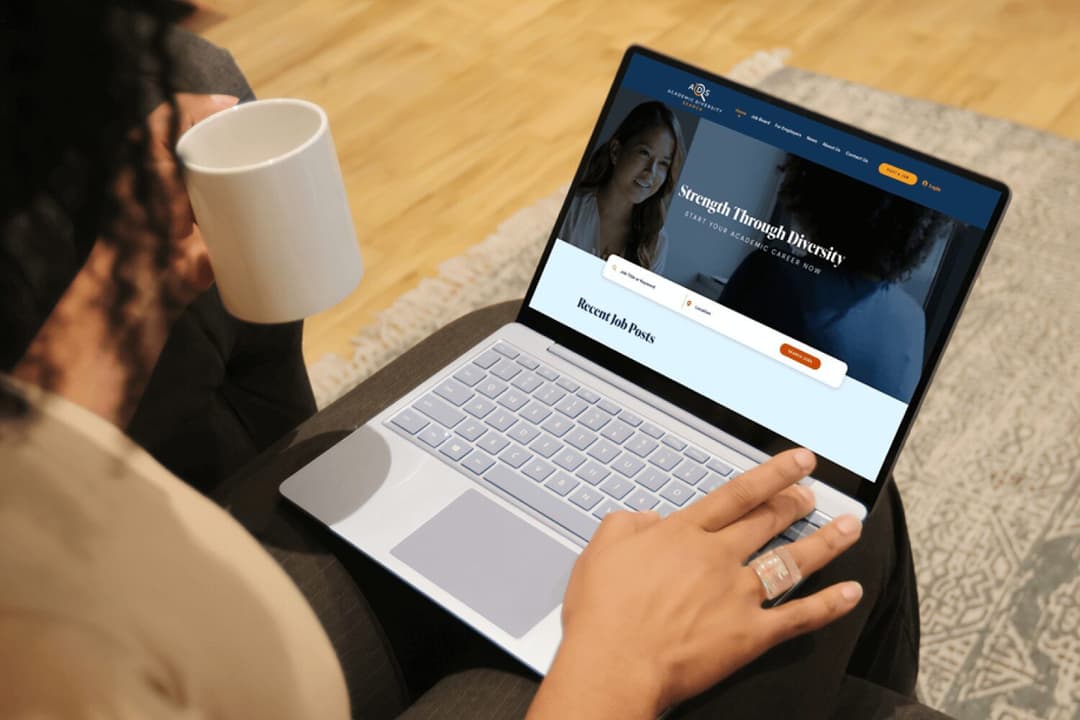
[521, 48, 1007, 492]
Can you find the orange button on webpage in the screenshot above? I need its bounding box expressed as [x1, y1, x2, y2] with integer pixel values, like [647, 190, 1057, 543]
[878, 162, 918, 186]
[780, 343, 822, 370]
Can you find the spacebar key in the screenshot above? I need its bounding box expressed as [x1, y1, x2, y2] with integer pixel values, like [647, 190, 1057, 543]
[485, 464, 600, 543]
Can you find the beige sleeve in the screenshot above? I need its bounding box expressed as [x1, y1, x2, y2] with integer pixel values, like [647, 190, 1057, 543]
[0, 612, 203, 720]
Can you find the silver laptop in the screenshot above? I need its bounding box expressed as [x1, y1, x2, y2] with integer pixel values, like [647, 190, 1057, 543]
[281, 46, 1009, 674]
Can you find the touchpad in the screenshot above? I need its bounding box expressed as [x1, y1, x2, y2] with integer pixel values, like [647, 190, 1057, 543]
[391, 490, 577, 638]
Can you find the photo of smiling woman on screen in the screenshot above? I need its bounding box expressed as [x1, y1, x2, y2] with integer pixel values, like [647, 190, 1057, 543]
[559, 101, 686, 273]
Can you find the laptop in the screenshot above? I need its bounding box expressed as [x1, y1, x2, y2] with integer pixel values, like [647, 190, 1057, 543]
[281, 46, 1010, 674]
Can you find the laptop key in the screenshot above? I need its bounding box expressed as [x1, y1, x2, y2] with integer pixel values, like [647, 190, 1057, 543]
[463, 396, 496, 419]
[485, 408, 517, 433]
[516, 354, 539, 370]
[600, 476, 633, 500]
[706, 458, 734, 476]
[476, 378, 508, 400]
[575, 461, 610, 486]
[673, 460, 707, 486]
[498, 443, 532, 469]
[535, 365, 559, 382]
[611, 452, 645, 478]
[477, 433, 509, 455]
[529, 435, 563, 459]
[576, 388, 601, 404]
[508, 422, 540, 445]
[440, 438, 471, 461]
[569, 485, 602, 511]
[684, 446, 709, 464]
[593, 499, 623, 520]
[618, 410, 643, 427]
[597, 399, 620, 415]
[552, 447, 586, 472]
[534, 384, 566, 406]
[636, 466, 669, 492]
[415, 394, 466, 429]
[519, 401, 551, 425]
[578, 408, 610, 432]
[391, 408, 429, 435]
[453, 364, 485, 387]
[491, 359, 521, 381]
[661, 435, 687, 451]
[555, 376, 579, 393]
[472, 350, 501, 369]
[497, 388, 529, 412]
[523, 458, 556, 483]
[485, 464, 599, 543]
[434, 378, 474, 407]
[639, 422, 664, 440]
[586, 438, 620, 464]
[649, 447, 682, 472]
[545, 472, 579, 497]
[462, 450, 495, 475]
[564, 427, 597, 451]
[625, 488, 659, 511]
[600, 420, 634, 444]
[808, 510, 832, 528]
[555, 395, 589, 419]
[541, 415, 573, 438]
[625, 433, 659, 458]
[493, 342, 519, 359]
[418, 424, 450, 448]
[455, 419, 486, 442]
[511, 372, 543, 394]
[660, 479, 694, 507]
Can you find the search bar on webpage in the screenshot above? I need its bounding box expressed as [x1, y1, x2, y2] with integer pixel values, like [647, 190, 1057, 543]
[601, 255, 848, 388]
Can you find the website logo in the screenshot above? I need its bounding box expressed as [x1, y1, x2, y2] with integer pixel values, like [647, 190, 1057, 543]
[688, 82, 710, 101]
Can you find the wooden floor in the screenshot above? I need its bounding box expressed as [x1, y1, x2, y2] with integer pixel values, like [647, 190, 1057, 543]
[198, 0, 1080, 364]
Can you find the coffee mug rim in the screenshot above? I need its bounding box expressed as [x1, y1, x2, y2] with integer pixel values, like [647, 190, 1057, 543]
[176, 97, 328, 175]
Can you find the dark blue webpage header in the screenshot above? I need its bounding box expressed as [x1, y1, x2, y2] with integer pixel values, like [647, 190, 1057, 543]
[623, 53, 1000, 228]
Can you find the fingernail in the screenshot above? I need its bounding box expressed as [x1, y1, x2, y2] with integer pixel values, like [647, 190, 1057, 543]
[836, 515, 861, 535]
[840, 582, 863, 603]
[211, 94, 239, 107]
[793, 448, 815, 471]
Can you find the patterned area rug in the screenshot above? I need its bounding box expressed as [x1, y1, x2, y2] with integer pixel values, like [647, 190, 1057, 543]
[309, 53, 1080, 719]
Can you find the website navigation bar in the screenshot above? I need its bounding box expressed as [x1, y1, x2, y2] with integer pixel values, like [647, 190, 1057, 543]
[621, 53, 1001, 228]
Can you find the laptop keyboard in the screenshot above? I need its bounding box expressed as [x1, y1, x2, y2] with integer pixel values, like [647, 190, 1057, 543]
[387, 340, 830, 547]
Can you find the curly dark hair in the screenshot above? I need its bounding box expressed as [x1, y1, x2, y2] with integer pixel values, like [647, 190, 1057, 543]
[777, 154, 953, 281]
[577, 101, 686, 270]
[0, 0, 193, 419]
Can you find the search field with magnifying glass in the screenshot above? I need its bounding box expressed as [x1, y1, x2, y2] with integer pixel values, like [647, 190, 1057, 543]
[602, 255, 848, 388]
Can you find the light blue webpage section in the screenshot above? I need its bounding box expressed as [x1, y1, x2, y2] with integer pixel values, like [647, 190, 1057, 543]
[529, 241, 908, 479]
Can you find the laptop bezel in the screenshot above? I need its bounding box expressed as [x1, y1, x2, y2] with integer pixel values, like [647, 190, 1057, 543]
[516, 45, 1011, 510]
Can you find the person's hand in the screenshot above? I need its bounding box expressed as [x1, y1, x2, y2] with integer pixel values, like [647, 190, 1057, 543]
[529, 448, 864, 719]
[121, 92, 238, 305]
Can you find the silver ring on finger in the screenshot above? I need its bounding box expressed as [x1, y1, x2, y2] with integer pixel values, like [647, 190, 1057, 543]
[749, 545, 802, 601]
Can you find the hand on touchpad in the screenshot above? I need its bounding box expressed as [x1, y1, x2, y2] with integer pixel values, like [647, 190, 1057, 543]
[391, 490, 577, 638]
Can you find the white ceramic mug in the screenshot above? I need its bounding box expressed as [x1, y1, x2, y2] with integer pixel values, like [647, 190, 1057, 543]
[176, 98, 362, 323]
